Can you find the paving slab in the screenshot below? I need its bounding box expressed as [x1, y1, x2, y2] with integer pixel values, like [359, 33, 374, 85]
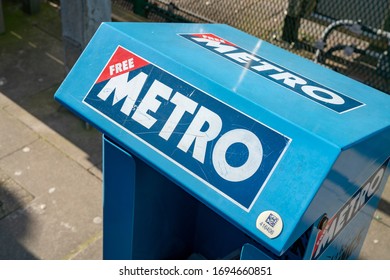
[0, 139, 102, 259]
[68, 232, 103, 260]
[0, 168, 34, 220]
[0, 107, 38, 159]
[3, 87, 102, 171]
[360, 216, 390, 260]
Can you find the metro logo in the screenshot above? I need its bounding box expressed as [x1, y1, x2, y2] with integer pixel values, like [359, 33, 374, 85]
[311, 157, 390, 259]
[180, 33, 365, 113]
[83, 46, 291, 210]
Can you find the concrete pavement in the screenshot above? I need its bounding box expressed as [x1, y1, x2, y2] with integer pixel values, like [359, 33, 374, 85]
[0, 1, 102, 259]
[0, 1, 389, 260]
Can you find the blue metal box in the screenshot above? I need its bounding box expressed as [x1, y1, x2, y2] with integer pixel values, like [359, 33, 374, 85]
[54, 23, 390, 260]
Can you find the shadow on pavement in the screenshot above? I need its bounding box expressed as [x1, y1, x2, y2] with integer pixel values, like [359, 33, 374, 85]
[0, 1, 102, 168]
[0, 170, 37, 259]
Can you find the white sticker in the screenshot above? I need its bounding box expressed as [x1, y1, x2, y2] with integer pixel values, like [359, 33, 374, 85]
[256, 210, 283, 239]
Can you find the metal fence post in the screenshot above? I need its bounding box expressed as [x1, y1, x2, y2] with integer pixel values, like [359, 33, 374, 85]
[0, 0, 5, 34]
[133, 0, 148, 17]
[281, 0, 316, 43]
[60, 0, 112, 72]
[22, 0, 40, 14]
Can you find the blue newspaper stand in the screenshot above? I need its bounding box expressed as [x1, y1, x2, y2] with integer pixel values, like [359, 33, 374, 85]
[54, 23, 390, 260]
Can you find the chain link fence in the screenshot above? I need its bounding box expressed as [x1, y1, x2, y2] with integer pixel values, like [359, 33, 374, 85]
[113, 0, 390, 95]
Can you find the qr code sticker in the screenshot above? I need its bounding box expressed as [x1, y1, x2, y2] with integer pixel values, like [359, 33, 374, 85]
[265, 213, 279, 227]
